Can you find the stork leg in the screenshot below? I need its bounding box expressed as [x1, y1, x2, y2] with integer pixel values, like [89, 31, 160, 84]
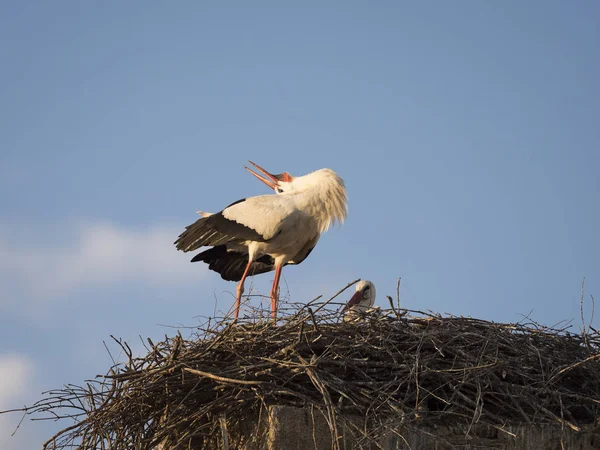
[234, 258, 254, 321]
[270, 263, 283, 323]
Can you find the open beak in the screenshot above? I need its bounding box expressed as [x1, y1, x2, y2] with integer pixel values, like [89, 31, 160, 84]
[244, 160, 280, 190]
[342, 291, 365, 313]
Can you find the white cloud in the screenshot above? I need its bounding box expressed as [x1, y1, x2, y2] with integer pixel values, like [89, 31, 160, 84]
[0, 354, 33, 406]
[0, 354, 36, 450]
[0, 221, 204, 303]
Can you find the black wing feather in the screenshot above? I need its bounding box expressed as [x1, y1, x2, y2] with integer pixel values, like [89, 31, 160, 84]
[174, 199, 266, 252]
[191, 246, 275, 281]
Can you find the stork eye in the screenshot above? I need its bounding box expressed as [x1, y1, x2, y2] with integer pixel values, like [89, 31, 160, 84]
[276, 187, 284, 193]
[363, 285, 370, 291]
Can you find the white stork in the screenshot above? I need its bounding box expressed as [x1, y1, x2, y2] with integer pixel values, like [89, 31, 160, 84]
[175, 161, 347, 322]
[342, 280, 376, 321]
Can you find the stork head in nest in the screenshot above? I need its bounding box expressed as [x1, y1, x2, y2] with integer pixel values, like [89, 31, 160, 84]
[342, 280, 376, 320]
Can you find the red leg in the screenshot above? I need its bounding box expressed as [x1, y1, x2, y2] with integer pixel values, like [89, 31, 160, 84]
[270, 264, 283, 323]
[234, 258, 254, 321]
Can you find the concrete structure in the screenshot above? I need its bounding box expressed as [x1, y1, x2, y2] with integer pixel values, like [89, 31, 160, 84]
[201, 406, 600, 450]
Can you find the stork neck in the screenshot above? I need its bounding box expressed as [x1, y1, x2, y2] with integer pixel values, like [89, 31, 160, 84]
[293, 181, 347, 234]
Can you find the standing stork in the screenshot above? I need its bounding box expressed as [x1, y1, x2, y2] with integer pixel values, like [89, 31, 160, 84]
[175, 161, 347, 322]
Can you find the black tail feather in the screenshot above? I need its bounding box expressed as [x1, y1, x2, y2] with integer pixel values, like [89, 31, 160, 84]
[191, 246, 275, 281]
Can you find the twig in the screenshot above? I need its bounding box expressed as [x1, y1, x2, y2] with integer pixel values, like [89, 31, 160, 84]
[183, 368, 264, 385]
[396, 277, 402, 310]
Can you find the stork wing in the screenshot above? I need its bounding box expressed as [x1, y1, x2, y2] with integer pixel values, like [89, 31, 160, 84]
[175, 195, 297, 252]
[221, 195, 299, 241]
[175, 199, 264, 252]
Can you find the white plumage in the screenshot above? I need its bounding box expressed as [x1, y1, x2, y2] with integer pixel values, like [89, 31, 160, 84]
[175, 161, 347, 321]
[342, 280, 377, 321]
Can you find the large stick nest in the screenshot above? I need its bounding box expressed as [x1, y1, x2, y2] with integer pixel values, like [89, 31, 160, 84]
[9, 282, 600, 449]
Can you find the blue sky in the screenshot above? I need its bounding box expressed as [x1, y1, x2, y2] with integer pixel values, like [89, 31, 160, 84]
[1, 2, 599, 447]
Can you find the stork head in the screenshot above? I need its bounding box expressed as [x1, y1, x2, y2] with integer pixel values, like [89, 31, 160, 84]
[342, 280, 376, 315]
[244, 161, 294, 194]
[245, 161, 347, 232]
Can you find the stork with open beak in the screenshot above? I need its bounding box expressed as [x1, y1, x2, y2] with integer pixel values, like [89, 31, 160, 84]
[175, 161, 347, 322]
[342, 280, 376, 321]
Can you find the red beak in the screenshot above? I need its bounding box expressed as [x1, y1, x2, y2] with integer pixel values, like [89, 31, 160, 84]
[342, 291, 365, 313]
[244, 160, 280, 190]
